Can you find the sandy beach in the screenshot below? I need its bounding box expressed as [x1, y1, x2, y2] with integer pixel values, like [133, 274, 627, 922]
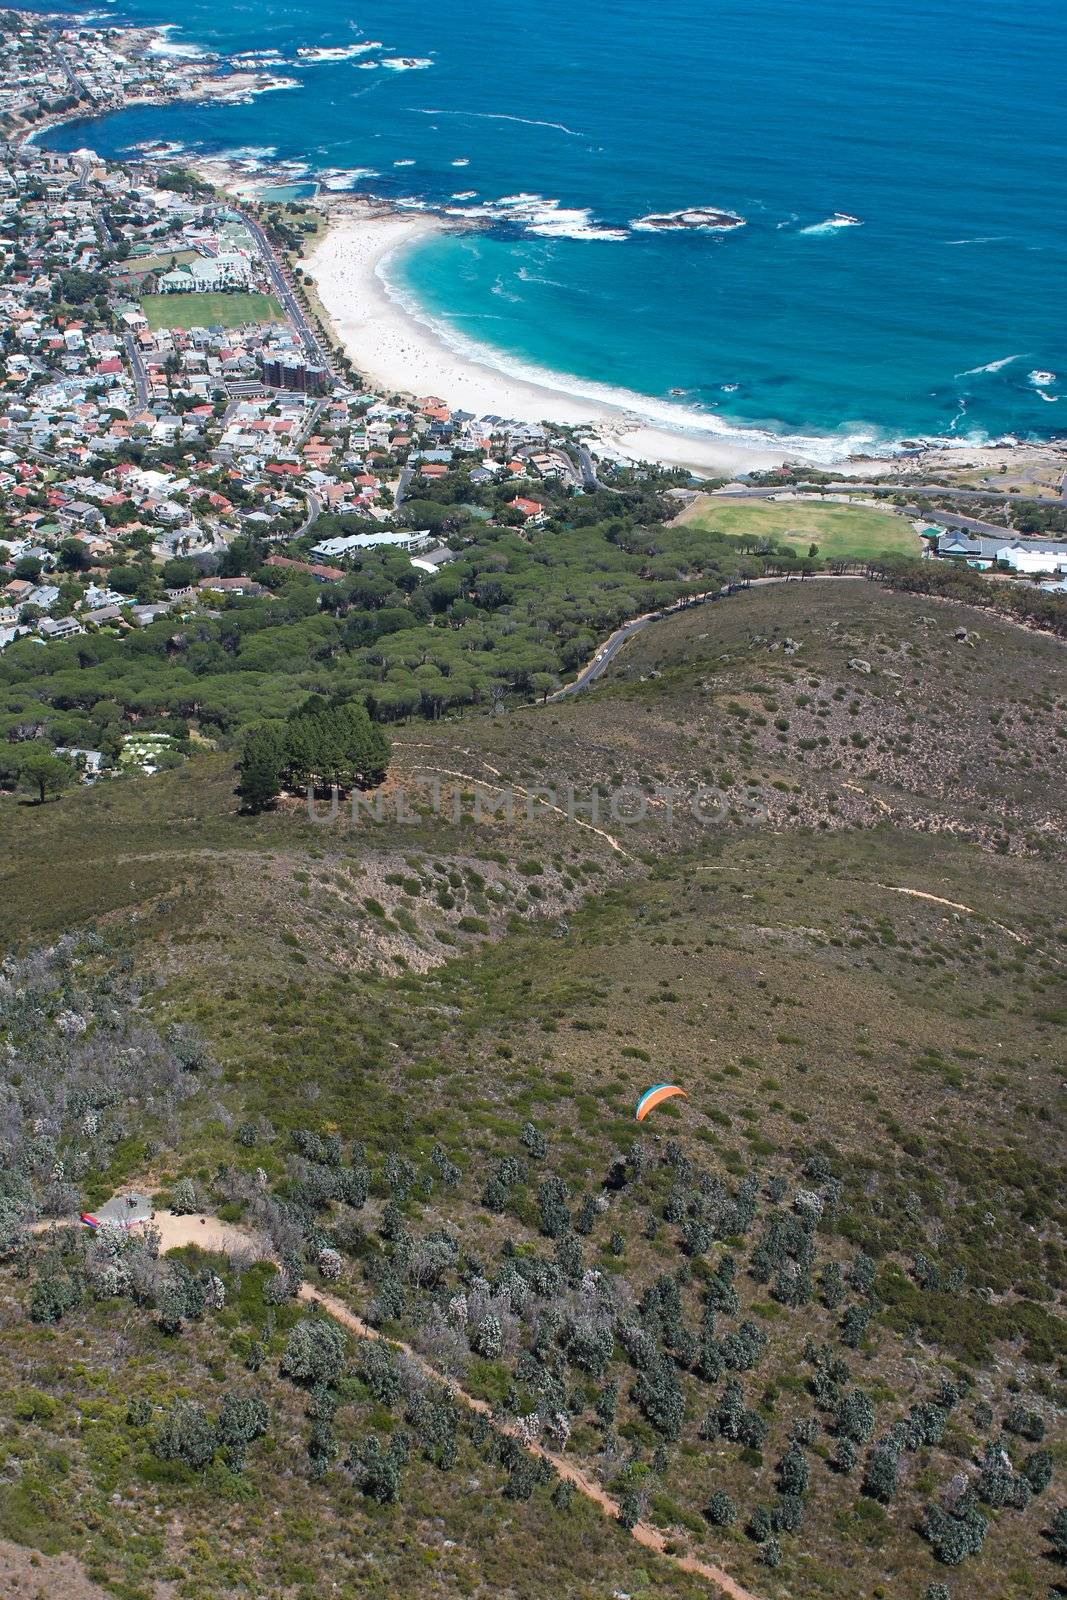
[306, 205, 889, 479]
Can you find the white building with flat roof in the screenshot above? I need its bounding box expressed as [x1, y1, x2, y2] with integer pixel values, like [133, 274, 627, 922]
[996, 542, 1067, 575]
[310, 530, 431, 560]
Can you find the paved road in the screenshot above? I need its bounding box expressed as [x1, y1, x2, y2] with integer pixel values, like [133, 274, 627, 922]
[92, 202, 113, 246]
[395, 463, 414, 507]
[292, 396, 327, 446]
[549, 573, 864, 700]
[122, 332, 149, 408]
[577, 444, 609, 492]
[700, 485, 1058, 541]
[899, 506, 1039, 540]
[296, 488, 321, 538]
[235, 209, 332, 372]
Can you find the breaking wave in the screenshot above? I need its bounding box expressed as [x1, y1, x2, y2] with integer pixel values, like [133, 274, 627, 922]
[798, 212, 863, 235]
[956, 354, 1025, 377]
[376, 249, 903, 464]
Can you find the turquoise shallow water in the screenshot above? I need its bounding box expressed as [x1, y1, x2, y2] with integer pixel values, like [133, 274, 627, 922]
[32, 0, 1067, 455]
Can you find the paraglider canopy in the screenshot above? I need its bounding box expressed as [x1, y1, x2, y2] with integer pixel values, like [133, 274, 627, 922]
[635, 1083, 687, 1121]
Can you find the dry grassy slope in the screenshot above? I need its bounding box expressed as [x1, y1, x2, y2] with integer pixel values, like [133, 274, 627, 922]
[3, 582, 1061, 967]
[0, 580, 1063, 1600]
[0, 1540, 134, 1600]
[584, 581, 1067, 850]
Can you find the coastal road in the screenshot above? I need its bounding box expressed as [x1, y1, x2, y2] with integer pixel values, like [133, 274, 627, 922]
[698, 486, 1057, 542]
[123, 332, 150, 408]
[899, 506, 1049, 540]
[548, 573, 864, 701]
[235, 208, 332, 372]
[577, 445, 610, 492]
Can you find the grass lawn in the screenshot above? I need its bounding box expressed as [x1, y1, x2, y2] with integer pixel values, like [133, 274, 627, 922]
[118, 249, 199, 275]
[139, 291, 285, 330]
[680, 496, 921, 560]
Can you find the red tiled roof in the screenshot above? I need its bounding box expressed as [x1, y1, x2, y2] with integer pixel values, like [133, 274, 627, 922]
[265, 555, 344, 581]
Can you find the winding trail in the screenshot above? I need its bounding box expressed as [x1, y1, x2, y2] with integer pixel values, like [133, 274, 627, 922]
[866, 883, 1028, 945]
[144, 1211, 758, 1600]
[400, 763, 635, 860]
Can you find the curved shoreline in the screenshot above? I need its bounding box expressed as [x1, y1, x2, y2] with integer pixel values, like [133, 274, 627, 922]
[22, 22, 1065, 479]
[307, 204, 894, 478]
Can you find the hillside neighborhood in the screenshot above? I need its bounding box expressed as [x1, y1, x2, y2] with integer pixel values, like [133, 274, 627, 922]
[1, 6, 1066, 794]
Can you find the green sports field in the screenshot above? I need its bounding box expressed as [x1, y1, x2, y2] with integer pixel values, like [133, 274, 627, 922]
[139, 291, 285, 330]
[680, 496, 921, 560]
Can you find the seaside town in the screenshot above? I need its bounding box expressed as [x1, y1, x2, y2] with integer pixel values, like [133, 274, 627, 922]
[0, 6, 1065, 785]
[0, 9, 1066, 1600]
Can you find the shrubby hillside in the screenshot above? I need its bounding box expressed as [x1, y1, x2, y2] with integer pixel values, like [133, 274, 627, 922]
[0, 580, 1063, 1600]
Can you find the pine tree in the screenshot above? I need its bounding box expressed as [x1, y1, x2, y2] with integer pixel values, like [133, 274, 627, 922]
[335, 699, 390, 787]
[282, 716, 318, 789]
[237, 723, 285, 811]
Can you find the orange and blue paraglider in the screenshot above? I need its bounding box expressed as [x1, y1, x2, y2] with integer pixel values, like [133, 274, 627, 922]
[635, 1083, 688, 1121]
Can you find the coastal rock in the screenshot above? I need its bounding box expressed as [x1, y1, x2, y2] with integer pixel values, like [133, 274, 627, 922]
[630, 207, 746, 233]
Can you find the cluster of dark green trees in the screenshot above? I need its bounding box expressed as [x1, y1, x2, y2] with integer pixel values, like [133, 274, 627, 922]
[238, 695, 390, 811]
[874, 555, 1067, 636]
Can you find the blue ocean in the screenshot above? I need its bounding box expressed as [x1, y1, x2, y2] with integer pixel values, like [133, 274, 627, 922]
[31, 0, 1067, 456]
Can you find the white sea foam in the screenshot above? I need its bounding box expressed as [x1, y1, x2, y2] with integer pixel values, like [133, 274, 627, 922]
[296, 43, 382, 61]
[358, 63, 381, 70]
[1035, 391, 1059, 404]
[956, 354, 1025, 377]
[376, 250, 893, 464]
[451, 158, 470, 167]
[381, 57, 433, 71]
[798, 212, 863, 236]
[416, 108, 582, 137]
[148, 27, 206, 59]
[229, 50, 286, 67]
[445, 192, 627, 240]
[219, 145, 279, 162]
[945, 236, 1009, 245]
[200, 77, 299, 106]
[526, 215, 629, 241]
[393, 159, 417, 167]
[1029, 369, 1057, 387]
[319, 168, 380, 190]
